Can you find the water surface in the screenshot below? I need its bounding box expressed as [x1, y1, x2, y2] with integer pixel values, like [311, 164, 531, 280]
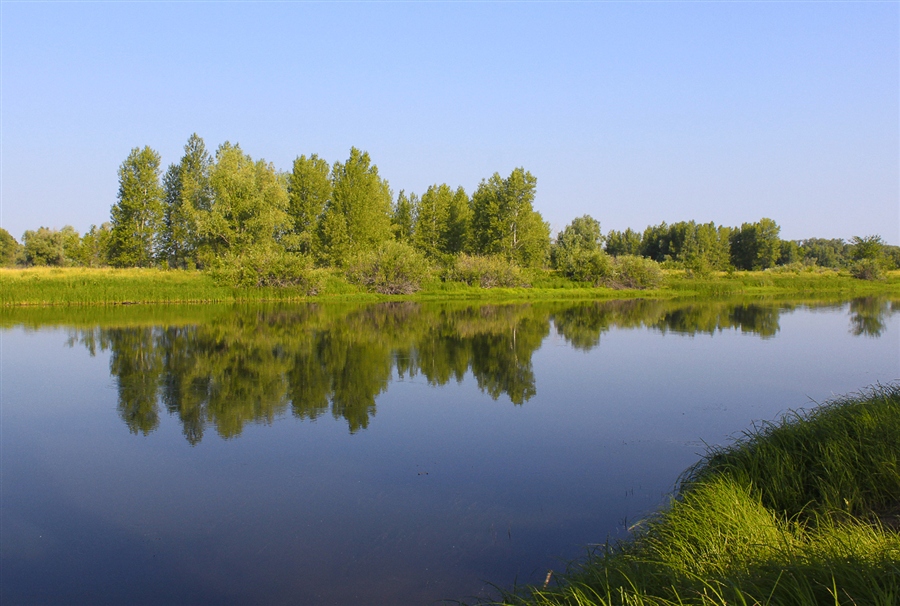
[2, 298, 898, 604]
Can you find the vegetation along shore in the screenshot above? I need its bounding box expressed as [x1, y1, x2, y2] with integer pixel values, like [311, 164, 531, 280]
[2, 134, 899, 305]
[1, 267, 899, 307]
[482, 385, 900, 606]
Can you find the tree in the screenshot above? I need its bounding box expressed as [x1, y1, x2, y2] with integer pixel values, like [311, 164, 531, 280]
[605, 228, 642, 257]
[320, 148, 393, 266]
[80, 223, 112, 267]
[551, 215, 611, 283]
[849, 235, 885, 262]
[729, 218, 781, 270]
[159, 134, 213, 268]
[109, 146, 164, 267]
[287, 153, 331, 258]
[22, 227, 65, 266]
[198, 142, 296, 285]
[0, 227, 19, 267]
[414, 184, 453, 259]
[470, 168, 549, 267]
[392, 190, 415, 244]
[445, 187, 471, 255]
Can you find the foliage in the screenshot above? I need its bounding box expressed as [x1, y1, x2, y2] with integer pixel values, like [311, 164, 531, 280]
[158, 134, 213, 269]
[109, 146, 165, 268]
[79, 223, 112, 267]
[850, 258, 885, 281]
[607, 255, 664, 289]
[797, 237, 849, 268]
[470, 168, 550, 268]
[209, 250, 320, 291]
[21, 226, 81, 267]
[392, 190, 415, 244]
[729, 218, 781, 270]
[346, 240, 433, 294]
[286, 153, 331, 258]
[0, 228, 19, 267]
[448, 254, 529, 288]
[604, 228, 642, 257]
[321, 147, 393, 266]
[199, 142, 290, 277]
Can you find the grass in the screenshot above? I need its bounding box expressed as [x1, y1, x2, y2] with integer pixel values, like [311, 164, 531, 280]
[2, 267, 899, 307]
[482, 386, 900, 606]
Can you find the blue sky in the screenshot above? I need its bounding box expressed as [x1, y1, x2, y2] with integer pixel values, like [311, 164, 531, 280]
[1, 1, 897, 244]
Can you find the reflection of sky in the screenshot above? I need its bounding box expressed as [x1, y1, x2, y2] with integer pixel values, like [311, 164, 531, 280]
[2, 303, 899, 604]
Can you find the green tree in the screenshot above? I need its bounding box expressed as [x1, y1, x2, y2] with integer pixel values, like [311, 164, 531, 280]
[287, 153, 331, 258]
[22, 226, 71, 266]
[320, 148, 393, 266]
[470, 168, 549, 267]
[849, 235, 885, 262]
[199, 142, 296, 285]
[605, 228, 642, 257]
[551, 216, 611, 284]
[681, 222, 731, 275]
[159, 134, 213, 268]
[80, 223, 112, 267]
[729, 218, 781, 270]
[445, 186, 471, 255]
[392, 190, 415, 244]
[414, 184, 453, 259]
[798, 238, 848, 268]
[109, 146, 164, 267]
[0, 227, 19, 267]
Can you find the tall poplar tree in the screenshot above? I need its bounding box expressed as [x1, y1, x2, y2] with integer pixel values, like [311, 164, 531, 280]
[414, 184, 453, 259]
[109, 146, 164, 267]
[159, 134, 213, 268]
[320, 147, 393, 266]
[470, 168, 549, 267]
[392, 190, 415, 244]
[287, 153, 331, 258]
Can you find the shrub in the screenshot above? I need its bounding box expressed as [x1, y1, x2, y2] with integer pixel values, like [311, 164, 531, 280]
[210, 249, 320, 292]
[607, 255, 664, 289]
[850, 259, 886, 281]
[564, 249, 613, 285]
[447, 254, 529, 288]
[346, 241, 432, 294]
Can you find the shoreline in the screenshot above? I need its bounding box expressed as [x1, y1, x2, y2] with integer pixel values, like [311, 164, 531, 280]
[2, 267, 899, 307]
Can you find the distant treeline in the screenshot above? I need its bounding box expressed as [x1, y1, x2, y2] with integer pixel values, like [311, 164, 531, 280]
[2, 134, 897, 289]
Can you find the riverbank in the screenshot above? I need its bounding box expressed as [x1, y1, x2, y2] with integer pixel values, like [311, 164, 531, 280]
[488, 386, 900, 606]
[2, 267, 899, 306]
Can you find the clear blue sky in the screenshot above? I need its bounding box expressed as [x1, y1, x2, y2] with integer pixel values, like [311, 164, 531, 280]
[1, 1, 897, 244]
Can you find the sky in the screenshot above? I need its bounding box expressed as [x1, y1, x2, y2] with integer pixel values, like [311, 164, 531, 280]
[1, 1, 898, 244]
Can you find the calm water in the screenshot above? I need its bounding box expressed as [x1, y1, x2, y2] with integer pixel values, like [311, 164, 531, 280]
[1, 298, 898, 605]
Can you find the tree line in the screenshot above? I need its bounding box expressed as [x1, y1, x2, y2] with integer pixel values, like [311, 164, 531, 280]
[2, 133, 897, 287]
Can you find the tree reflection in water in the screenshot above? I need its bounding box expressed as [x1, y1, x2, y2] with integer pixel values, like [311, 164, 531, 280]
[60, 297, 895, 443]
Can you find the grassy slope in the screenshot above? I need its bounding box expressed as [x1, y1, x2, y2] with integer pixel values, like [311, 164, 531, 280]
[2, 267, 899, 306]
[490, 386, 900, 606]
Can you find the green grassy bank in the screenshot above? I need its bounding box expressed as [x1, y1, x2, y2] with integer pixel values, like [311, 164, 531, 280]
[488, 386, 900, 606]
[2, 267, 899, 306]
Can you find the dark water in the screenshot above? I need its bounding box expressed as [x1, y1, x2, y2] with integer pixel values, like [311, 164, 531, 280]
[1, 298, 898, 605]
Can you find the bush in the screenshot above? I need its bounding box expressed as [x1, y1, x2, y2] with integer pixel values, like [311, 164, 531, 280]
[850, 259, 886, 281]
[563, 249, 613, 285]
[608, 255, 664, 289]
[210, 249, 320, 292]
[447, 254, 529, 288]
[346, 241, 432, 294]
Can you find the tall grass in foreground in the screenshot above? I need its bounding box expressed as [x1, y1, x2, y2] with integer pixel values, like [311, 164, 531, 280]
[483, 386, 900, 606]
